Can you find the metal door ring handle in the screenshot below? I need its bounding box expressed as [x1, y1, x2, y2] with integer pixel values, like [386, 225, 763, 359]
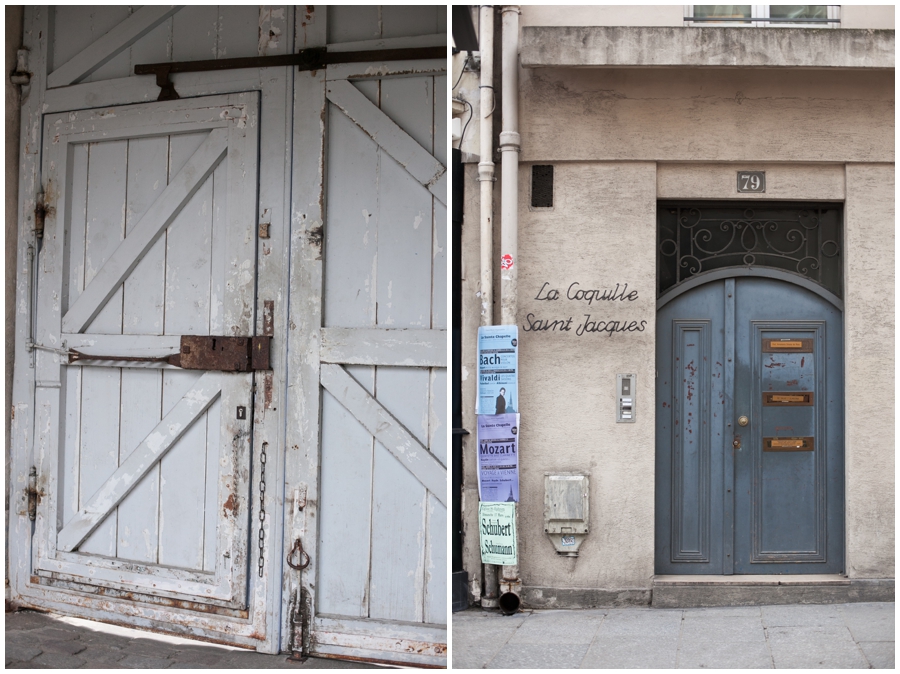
[738, 416, 749, 427]
[287, 538, 310, 570]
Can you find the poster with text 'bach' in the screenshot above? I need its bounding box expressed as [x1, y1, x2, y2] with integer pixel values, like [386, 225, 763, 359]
[477, 325, 518, 415]
[477, 414, 520, 502]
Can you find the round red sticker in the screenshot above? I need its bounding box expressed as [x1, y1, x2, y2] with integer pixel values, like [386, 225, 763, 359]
[501, 254, 514, 270]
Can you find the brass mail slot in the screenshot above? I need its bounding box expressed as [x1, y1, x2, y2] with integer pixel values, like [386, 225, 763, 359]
[763, 338, 813, 353]
[764, 437, 814, 452]
[763, 392, 814, 406]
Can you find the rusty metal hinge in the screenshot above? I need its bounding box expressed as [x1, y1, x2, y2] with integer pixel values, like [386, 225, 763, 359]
[34, 192, 47, 239]
[288, 586, 312, 662]
[68, 335, 272, 372]
[26, 467, 37, 521]
[134, 45, 445, 101]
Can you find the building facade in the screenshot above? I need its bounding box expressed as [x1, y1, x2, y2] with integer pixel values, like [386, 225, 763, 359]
[453, 5, 894, 610]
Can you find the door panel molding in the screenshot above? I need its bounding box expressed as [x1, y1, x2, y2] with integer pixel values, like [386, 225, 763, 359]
[670, 320, 712, 563]
[749, 320, 828, 564]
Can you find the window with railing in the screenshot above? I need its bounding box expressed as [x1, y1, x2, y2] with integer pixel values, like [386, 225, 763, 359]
[684, 6, 841, 27]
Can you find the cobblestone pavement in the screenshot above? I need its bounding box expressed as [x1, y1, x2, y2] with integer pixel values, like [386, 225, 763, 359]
[5, 610, 376, 669]
[452, 602, 894, 669]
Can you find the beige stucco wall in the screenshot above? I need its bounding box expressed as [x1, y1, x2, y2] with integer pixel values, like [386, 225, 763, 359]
[522, 5, 683, 28]
[842, 5, 895, 30]
[520, 68, 893, 164]
[521, 5, 894, 30]
[844, 163, 895, 578]
[460, 54, 894, 601]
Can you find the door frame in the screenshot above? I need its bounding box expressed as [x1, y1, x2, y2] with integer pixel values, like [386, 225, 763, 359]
[655, 265, 845, 575]
[9, 6, 295, 653]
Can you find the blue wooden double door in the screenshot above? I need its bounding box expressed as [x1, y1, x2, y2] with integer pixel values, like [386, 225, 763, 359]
[656, 275, 844, 574]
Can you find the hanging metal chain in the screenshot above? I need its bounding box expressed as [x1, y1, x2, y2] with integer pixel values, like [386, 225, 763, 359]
[258, 441, 268, 578]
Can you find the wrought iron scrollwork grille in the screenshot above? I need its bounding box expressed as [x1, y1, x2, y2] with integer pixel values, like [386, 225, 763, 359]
[657, 203, 842, 298]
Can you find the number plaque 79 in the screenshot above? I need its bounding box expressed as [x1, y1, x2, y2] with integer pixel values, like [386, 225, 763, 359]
[737, 171, 766, 193]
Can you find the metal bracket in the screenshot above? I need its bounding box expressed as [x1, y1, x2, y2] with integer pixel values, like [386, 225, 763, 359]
[135, 45, 445, 101]
[10, 49, 31, 85]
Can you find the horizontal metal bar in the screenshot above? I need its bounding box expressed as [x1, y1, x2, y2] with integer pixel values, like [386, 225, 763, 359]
[134, 46, 446, 76]
[684, 16, 839, 23]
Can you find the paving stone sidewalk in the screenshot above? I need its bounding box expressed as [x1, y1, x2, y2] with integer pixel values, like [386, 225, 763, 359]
[5, 609, 375, 669]
[452, 602, 894, 669]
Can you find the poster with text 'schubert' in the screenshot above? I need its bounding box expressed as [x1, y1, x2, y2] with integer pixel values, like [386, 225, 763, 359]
[477, 325, 518, 415]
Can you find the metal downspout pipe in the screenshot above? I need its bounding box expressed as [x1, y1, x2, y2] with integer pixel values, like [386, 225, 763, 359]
[498, 4, 522, 616]
[478, 5, 500, 611]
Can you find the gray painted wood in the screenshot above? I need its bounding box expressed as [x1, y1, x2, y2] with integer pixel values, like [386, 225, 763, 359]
[47, 6, 181, 88]
[62, 128, 228, 335]
[326, 80, 446, 205]
[14, 5, 445, 661]
[57, 372, 221, 552]
[320, 328, 447, 366]
[320, 364, 446, 505]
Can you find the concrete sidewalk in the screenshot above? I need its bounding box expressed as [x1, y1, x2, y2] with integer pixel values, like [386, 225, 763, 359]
[5, 610, 375, 669]
[452, 602, 894, 669]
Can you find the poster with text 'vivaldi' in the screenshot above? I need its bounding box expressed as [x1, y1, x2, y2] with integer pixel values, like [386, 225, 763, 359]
[477, 325, 518, 415]
[477, 414, 520, 502]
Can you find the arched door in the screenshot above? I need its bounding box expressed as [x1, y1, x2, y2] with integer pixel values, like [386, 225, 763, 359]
[656, 275, 844, 574]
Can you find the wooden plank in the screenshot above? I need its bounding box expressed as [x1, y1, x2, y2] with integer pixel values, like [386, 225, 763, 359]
[172, 5, 218, 61]
[326, 6, 379, 44]
[79, 138, 128, 556]
[320, 328, 446, 367]
[158, 129, 213, 573]
[327, 33, 446, 52]
[323, 105, 378, 328]
[381, 6, 444, 39]
[282, 4, 326, 653]
[326, 80, 446, 205]
[326, 59, 445, 82]
[62, 128, 228, 335]
[117, 133, 169, 564]
[317, 384, 374, 618]
[424, 496, 447, 624]
[370, 415, 427, 624]
[63, 334, 181, 358]
[56, 372, 222, 553]
[47, 6, 182, 88]
[319, 364, 446, 505]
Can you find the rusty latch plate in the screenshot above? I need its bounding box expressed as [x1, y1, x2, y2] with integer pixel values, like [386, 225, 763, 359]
[764, 436, 814, 452]
[169, 336, 271, 372]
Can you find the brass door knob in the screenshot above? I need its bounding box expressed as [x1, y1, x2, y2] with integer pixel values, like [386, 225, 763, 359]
[738, 416, 749, 427]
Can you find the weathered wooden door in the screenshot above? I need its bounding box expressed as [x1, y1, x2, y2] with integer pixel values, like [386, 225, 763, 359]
[656, 276, 844, 574]
[285, 10, 448, 662]
[30, 93, 262, 627]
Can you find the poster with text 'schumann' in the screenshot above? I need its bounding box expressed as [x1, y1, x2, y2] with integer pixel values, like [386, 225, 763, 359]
[477, 325, 518, 415]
